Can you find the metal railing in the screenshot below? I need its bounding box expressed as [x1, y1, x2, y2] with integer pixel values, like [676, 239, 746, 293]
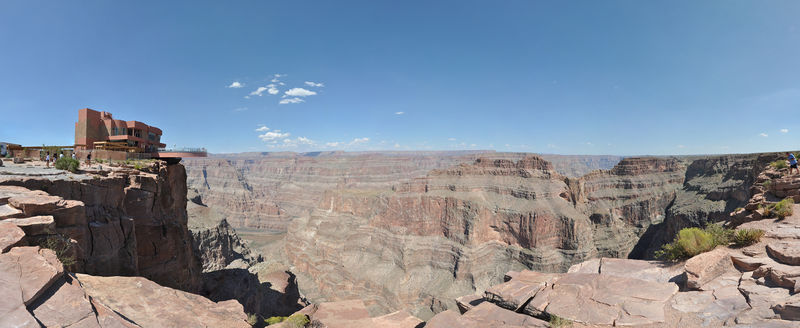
[157, 147, 207, 153]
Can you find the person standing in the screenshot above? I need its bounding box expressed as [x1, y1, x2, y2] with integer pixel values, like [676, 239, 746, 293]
[788, 152, 798, 175]
[86, 151, 92, 166]
[45, 151, 50, 168]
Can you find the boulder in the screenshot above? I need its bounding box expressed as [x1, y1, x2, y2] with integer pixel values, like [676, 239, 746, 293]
[767, 241, 800, 266]
[74, 274, 249, 328]
[685, 247, 734, 290]
[774, 299, 800, 321]
[455, 293, 485, 314]
[5, 215, 56, 236]
[0, 221, 26, 252]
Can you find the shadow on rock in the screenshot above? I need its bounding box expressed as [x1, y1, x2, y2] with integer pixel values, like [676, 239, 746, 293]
[200, 268, 305, 319]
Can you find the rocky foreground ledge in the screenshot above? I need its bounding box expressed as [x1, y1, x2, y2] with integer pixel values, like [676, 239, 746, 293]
[0, 224, 249, 327]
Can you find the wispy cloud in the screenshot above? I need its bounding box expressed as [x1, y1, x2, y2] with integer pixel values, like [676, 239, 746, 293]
[279, 97, 305, 105]
[234, 107, 248, 112]
[395, 111, 405, 115]
[304, 81, 324, 87]
[259, 130, 290, 142]
[284, 88, 317, 97]
[227, 81, 244, 88]
[677, 145, 685, 148]
[267, 84, 279, 95]
[250, 87, 269, 97]
[349, 137, 369, 146]
[325, 142, 341, 147]
[255, 125, 269, 132]
[760, 133, 769, 137]
[448, 138, 457, 141]
[781, 128, 789, 133]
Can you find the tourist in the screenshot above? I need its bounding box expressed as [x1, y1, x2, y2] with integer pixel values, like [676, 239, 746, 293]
[788, 152, 798, 175]
[45, 152, 50, 168]
[71, 152, 76, 160]
[86, 151, 92, 166]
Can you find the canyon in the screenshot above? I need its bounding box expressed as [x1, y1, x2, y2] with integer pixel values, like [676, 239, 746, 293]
[182, 151, 769, 321]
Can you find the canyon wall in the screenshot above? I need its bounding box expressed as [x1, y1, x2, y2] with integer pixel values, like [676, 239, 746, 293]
[0, 163, 202, 291]
[183, 151, 765, 319]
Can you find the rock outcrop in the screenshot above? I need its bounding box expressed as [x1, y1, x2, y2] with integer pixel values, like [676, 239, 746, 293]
[0, 162, 202, 291]
[0, 226, 249, 328]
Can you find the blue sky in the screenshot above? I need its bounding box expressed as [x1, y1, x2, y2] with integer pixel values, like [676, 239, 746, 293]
[1, 0, 799, 155]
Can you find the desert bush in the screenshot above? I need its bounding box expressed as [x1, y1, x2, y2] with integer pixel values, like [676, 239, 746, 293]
[265, 316, 286, 325]
[549, 314, 572, 328]
[768, 198, 794, 218]
[732, 229, 765, 247]
[265, 314, 308, 327]
[771, 160, 788, 170]
[39, 235, 76, 268]
[55, 157, 80, 173]
[656, 226, 723, 261]
[705, 223, 733, 246]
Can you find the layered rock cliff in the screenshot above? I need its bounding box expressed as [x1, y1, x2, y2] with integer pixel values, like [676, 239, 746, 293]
[0, 162, 202, 291]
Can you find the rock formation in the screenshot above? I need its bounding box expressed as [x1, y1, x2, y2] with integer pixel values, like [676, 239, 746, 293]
[0, 162, 202, 291]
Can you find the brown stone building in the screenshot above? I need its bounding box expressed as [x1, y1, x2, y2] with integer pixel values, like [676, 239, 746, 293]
[74, 108, 166, 152]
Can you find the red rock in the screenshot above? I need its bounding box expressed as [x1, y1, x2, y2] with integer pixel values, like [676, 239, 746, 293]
[309, 300, 373, 328]
[0, 203, 23, 219]
[371, 310, 423, 328]
[5, 215, 56, 236]
[685, 247, 734, 290]
[75, 273, 249, 327]
[0, 221, 26, 252]
[426, 303, 548, 328]
[30, 275, 96, 327]
[766, 241, 800, 266]
[0, 246, 64, 305]
[8, 192, 62, 216]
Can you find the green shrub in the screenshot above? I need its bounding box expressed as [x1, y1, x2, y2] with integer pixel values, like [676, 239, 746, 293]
[768, 198, 794, 218]
[39, 235, 76, 268]
[732, 229, 765, 247]
[265, 314, 308, 327]
[771, 160, 788, 170]
[763, 180, 772, 188]
[549, 314, 571, 328]
[55, 157, 80, 173]
[265, 316, 286, 325]
[656, 225, 733, 261]
[705, 223, 733, 246]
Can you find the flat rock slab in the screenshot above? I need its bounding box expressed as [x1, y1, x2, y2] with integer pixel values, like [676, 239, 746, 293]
[370, 310, 423, 328]
[599, 258, 684, 284]
[767, 241, 800, 266]
[0, 246, 64, 305]
[426, 303, 548, 328]
[74, 274, 249, 328]
[521, 272, 679, 326]
[310, 299, 374, 328]
[5, 215, 55, 236]
[30, 275, 96, 327]
[9, 191, 63, 216]
[0, 204, 23, 219]
[456, 293, 485, 314]
[0, 185, 32, 204]
[0, 221, 26, 252]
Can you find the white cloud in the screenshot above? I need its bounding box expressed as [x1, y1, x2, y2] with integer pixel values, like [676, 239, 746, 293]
[448, 138, 457, 141]
[284, 88, 317, 97]
[265, 84, 280, 95]
[279, 97, 305, 104]
[760, 133, 769, 137]
[234, 107, 248, 112]
[470, 144, 477, 147]
[274, 74, 284, 78]
[259, 130, 290, 142]
[395, 111, 405, 115]
[304, 81, 324, 87]
[781, 129, 789, 133]
[271, 78, 280, 83]
[255, 125, 269, 132]
[325, 142, 341, 147]
[349, 137, 369, 146]
[547, 144, 557, 149]
[584, 142, 594, 146]
[677, 145, 685, 148]
[227, 81, 244, 88]
[250, 87, 269, 96]
[394, 143, 401, 148]
[296, 137, 314, 145]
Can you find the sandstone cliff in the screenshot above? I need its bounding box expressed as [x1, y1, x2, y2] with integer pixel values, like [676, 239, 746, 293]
[0, 162, 202, 291]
